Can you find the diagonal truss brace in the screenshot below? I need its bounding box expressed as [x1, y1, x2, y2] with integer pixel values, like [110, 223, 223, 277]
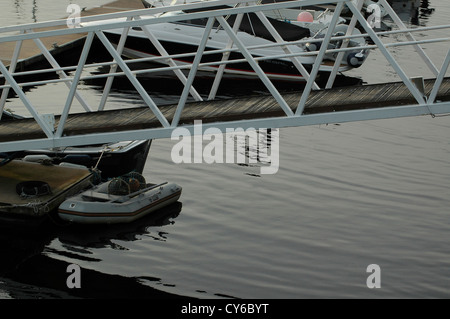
[98, 17, 132, 111]
[428, 49, 450, 104]
[0, 31, 24, 119]
[171, 17, 216, 127]
[208, 12, 245, 101]
[326, 0, 365, 89]
[216, 15, 294, 117]
[253, 10, 320, 90]
[136, 16, 203, 102]
[0, 59, 54, 138]
[29, 30, 93, 112]
[345, 0, 427, 106]
[55, 32, 95, 138]
[378, 0, 439, 76]
[296, 1, 345, 116]
[95, 30, 170, 128]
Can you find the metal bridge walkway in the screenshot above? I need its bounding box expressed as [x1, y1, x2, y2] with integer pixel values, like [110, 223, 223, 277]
[2, 77, 449, 144]
[0, 0, 449, 152]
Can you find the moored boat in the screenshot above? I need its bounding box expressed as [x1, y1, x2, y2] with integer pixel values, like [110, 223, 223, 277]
[85, 3, 369, 82]
[0, 158, 93, 226]
[58, 173, 182, 225]
[21, 140, 152, 179]
[1, 111, 152, 179]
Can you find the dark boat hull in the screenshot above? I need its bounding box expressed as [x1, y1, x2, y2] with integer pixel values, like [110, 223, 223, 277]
[21, 140, 152, 179]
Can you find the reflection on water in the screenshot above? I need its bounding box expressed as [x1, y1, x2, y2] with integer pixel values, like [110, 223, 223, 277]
[0, 202, 184, 298]
[394, 0, 436, 25]
[0, 0, 112, 26]
[57, 202, 182, 249]
[14, 0, 38, 23]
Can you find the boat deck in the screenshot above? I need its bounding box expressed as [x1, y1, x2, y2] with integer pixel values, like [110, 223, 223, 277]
[0, 160, 92, 219]
[0, 77, 449, 143]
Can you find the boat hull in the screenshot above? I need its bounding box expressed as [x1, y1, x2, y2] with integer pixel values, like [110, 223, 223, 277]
[2, 112, 152, 179]
[101, 18, 355, 83]
[20, 140, 152, 179]
[58, 182, 182, 224]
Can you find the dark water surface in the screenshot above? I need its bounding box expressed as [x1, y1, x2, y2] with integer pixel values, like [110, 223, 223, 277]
[0, 0, 449, 299]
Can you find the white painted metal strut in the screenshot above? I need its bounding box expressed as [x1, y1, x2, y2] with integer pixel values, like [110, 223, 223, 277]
[378, 0, 439, 77]
[253, 10, 320, 90]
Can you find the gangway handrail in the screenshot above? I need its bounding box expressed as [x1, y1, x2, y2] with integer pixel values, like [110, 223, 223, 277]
[1, 33, 449, 90]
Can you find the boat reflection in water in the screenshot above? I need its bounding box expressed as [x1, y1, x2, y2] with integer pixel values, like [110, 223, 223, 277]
[0, 202, 184, 299]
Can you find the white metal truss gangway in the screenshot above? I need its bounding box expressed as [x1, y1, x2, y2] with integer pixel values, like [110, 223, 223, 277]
[0, 0, 449, 153]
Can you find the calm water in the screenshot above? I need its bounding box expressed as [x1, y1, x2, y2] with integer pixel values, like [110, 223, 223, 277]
[0, 0, 449, 299]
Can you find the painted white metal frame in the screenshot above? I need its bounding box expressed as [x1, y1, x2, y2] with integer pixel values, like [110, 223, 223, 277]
[0, 0, 449, 153]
